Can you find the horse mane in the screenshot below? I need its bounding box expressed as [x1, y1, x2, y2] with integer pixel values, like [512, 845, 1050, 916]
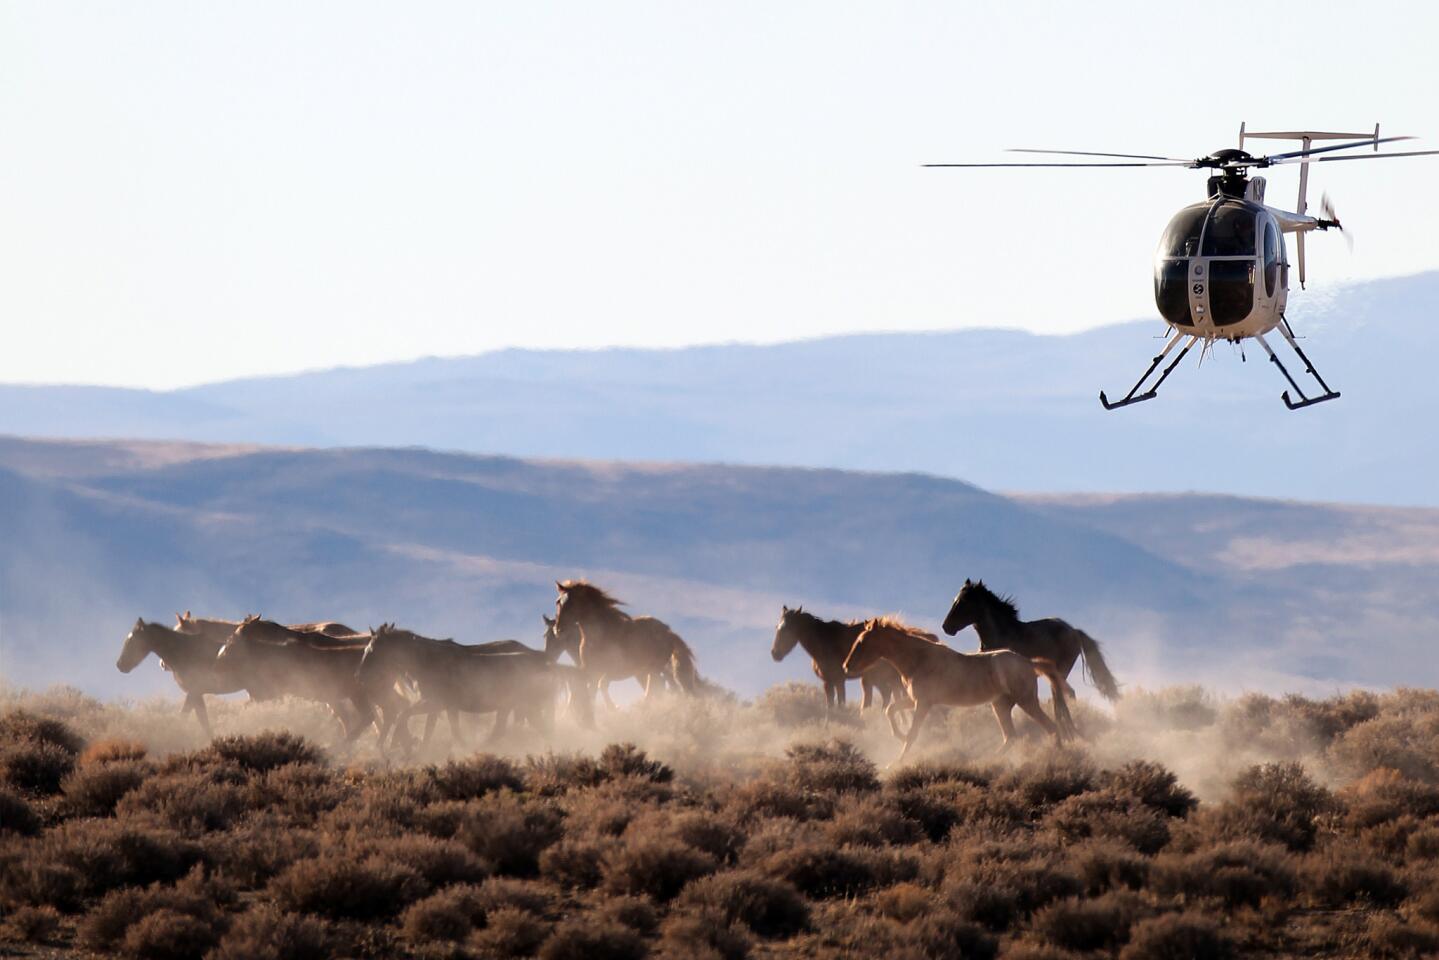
[558, 580, 630, 615]
[970, 581, 1021, 624]
[870, 615, 942, 644]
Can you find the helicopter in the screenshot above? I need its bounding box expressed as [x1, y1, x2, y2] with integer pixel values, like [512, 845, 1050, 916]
[927, 125, 1439, 410]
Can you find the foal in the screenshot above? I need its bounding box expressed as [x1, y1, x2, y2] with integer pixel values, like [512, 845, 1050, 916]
[843, 617, 1077, 765]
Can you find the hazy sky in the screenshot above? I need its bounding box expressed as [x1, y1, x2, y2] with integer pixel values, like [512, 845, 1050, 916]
[3, 1, 1437, 389]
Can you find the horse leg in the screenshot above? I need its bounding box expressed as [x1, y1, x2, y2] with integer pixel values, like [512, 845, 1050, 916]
[447, 709, 466, 747]
[422, 709, 440, 748]
[1016, 694, 1062, 745]
[835, 680, 847, 709]
[860, 679, 874, 712]
[188, 695, 215, 740]
[892, 703, 932, 767]
[487, 708, 511, 744]
[643, 673, 656, 699]
[885, 699, 908, 741]
[600, 679, 619, 711]
[991, 697, 1019, 753]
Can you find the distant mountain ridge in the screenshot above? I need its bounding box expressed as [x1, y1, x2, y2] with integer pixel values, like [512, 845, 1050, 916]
[3, 271, 1437, 506]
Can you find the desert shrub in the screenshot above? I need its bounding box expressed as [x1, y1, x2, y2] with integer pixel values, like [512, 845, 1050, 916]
[78, 867, 232, 952]
[0, 787, 40, 836]
[826, 794, 924, 847]
[785, 739, 880, 794]
[1118, 912, 1234, 960]
[472, 906, 551, 957]
[1152, 840, 1296, 909]
[119, 907, 221, 960]
[0, 711, 84, 754]
[524, 744, 672, 796]
[1103, 760, 1197, 818]
[370, 834, 490, 888]
[80, 738, 149, 765]
[206, 905, 336, 960]
[761, 843, 883, 900]
[268, 853, 427, 920]
[888, 761, 994, 792]
[1031, 892, 1142, 952]
[755, 681, 831, 727]
[2, 903, 60, 943]
[199, 731, 323, 772]
[62, 759, 151, 816]
[873, 880, 934, 923]
[538, 919, 647, 960]
[1360, 915, 1439, 959]
[428, 754, 524, 800]
[998, 754, 1097, 809]
[1407, 825, 1439, 861]
[1070, 839, 1151, 895]
[678, 869, 810, 938]
[593, 895, 659, 934]
[116, 769, 251, 832]
[599, 743, 674, 783]
[1329, 709, 1439, 783]
[906, 912, 998, 960]
[1301, 846, 1406, 908]
[39, 819, 204, 898]
[1341, 768, 1439, 829]
[603, 836, 717, 901]
[538, 837, 609, 889]
[401, 885, 484, 943]
[1044, 790, 1172, 854]
[473, 876, 554, 916]
[204, 815, 319, 887]
[454, 792, 565, 877]
[724, 777, 835, 822]
[1208, 761, 1334, 851]
[944, 856, 1084, 932]
[0, 737, 76, 794]
[252, 762, 349, 824]
[0, 849, 85, 911]
[661, 809, 746, 862]
[655, 910, 751, 960]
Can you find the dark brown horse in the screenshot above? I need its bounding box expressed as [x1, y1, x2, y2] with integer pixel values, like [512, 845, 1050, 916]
[356, 624, 582, 749]
[116, 618, 263, 738]
[843, 616, 1077, 765]
[216, 617, 399, 745]
[554, 580, 698, 708]
[942, 579, 1120, 702]
[770, 606, 908, 717]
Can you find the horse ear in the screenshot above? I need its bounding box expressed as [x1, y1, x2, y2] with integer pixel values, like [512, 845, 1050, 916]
[135, 617, 145, 628]
[543, 614, 554, 626]
[555, 580, 564, 592]
[964, 578, 971, 586]
[174, 612, 184, 626]
[781, 605, 789, 614]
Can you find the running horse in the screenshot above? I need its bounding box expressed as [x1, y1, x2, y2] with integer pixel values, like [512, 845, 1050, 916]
[116, 619, 266, 739]
[842, 616, 1077, 765]
[941, 580, 1121, 701]
[770, 606, 909, 723]
[553, 580, 698, 708]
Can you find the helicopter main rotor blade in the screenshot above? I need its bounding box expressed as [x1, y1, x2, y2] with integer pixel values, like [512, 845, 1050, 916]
[1007, 148, 1193, 162]
[923, 161, 1193, 168]
[1260, 135, 1415, 162]
[1267, 148, 1439, 165]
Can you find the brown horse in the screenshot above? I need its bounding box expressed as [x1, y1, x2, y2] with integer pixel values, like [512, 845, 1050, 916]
[116, 619, 264, 738]
[770, 606, 908, 718]
[174, 611, 360, 644]
[357, 624, 582, 750]
[553, 580, 698, 709]
[941, 580, 1120, 701]
[842, 617, 1077, 765]
[215, 617, 399, 746]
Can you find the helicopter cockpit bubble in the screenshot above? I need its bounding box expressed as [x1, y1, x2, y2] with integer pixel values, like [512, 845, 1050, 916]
[1154, 197, 1271, 330]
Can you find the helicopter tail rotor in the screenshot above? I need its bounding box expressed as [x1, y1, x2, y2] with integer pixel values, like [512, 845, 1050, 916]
[1319, 192, 1354, 251]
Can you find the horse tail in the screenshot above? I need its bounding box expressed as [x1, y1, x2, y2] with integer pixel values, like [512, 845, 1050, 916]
[1076, 630, 1121, 701]
[669, 634, 698, 695]
[1031, 657, 1078, 742]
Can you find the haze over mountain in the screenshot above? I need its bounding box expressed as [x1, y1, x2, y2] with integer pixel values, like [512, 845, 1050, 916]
[3, 271, 1435, 507]
[4, 436, 1438, 702]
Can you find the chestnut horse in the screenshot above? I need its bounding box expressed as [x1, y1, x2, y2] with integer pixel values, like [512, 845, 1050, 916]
[116, 619, 265, 739]
[942, 580, 1120, 701]
[843, 617, 1077, 765]
[553, 580, 697, 708]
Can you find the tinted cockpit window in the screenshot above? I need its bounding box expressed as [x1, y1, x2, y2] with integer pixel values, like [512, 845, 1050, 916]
[1263, 221, 1279, 297]
[1158, 206, 1207, 257]
[1202, 203, 1257, 256]
[1209, 260, 1254, 326]
[1153, 259, 1193, 326]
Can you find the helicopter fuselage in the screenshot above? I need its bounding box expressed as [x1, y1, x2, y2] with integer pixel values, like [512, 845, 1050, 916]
[1151, 176, 1319, 342]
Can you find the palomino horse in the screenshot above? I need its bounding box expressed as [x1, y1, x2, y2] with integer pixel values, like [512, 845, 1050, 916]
[116, 619, 266, 738]
[771, 606, 909, 719]
[842, 617, 1078, 765]
[215, 617, 400, 746]
[942, 580, 1121, 701]
[553, 580, 698, 708]
[357, 624, 584, 750]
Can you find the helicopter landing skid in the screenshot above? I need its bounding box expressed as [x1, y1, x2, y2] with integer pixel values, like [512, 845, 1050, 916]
[1255, 324, 1340, 410]
[1099, 333, 1196, 410]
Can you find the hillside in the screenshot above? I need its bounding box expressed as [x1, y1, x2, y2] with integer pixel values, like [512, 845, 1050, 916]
[4, 436, 1439, 699]
[2, 272, 1437, 506]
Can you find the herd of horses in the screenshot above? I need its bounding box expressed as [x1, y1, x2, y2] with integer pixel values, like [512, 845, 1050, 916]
[116, 578, 1120, 762]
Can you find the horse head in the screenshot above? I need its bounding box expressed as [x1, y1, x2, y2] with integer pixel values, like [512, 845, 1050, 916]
[116, 618, 152, 673]
[842, 618, 882, 676]
[771, 605, 803, 662]
[942, 578, 980, 636]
